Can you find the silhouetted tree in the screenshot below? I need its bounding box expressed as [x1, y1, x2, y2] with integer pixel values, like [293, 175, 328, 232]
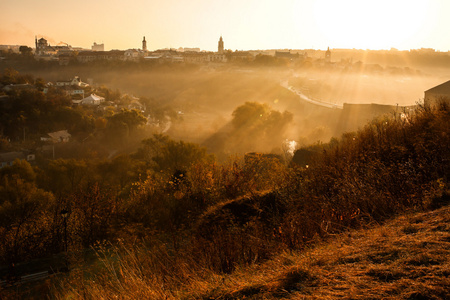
[137, 134, 212, 173]
[19, 46, 33, 57]
[229, 102, 293, 153]
[0, 160, 54, 271]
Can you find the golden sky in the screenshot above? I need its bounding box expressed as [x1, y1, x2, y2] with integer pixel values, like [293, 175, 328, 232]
[0, 0, 448, 51]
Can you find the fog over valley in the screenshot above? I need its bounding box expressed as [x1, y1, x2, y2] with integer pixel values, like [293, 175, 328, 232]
[6, 56, 447, 158]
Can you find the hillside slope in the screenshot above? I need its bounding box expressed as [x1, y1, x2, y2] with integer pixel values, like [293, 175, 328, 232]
[199, 205, 450, 300]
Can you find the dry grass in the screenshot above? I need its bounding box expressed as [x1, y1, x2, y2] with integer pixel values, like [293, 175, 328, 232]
[196, 205, 450, 300]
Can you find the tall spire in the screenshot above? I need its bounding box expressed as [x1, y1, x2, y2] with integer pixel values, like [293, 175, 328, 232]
[218, 35, 224, 54]
[325, 46, 331, 63]
[142, 36, 147, 52]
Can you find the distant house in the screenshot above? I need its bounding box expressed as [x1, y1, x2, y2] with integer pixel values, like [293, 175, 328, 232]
[63, 86, 85, 99]
[0, 151, 35, 168]
[80, 93, 105, 106]
[92, 42, 104, 51]
[124, 49, 141, 61]
[41, 130, 71, 143]
[148, 49, 184, 63]
[209, 53, 227, 63]
[76, 51, 97, 63]
[424, 80, 450, 106]
[76, 50, 125, 63]
[35, 37, 57, 57]
[55, 76, 89, 100]
[144, 53, 163, 62]
[183, 52, 210, 64]
[56, 76, 89, 88]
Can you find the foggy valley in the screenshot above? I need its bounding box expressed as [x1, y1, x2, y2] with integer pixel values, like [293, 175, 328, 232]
[3, 51, 448, 159]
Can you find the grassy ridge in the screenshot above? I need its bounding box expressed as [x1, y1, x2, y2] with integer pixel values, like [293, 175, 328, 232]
[47, 201, 450, 299]
[200, 204, 450, 299]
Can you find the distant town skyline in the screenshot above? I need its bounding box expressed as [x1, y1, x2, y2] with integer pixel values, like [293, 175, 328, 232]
[1, 0, 450, 52]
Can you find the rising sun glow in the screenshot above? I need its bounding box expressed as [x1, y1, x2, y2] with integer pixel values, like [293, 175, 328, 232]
[311, 0, 430, 50]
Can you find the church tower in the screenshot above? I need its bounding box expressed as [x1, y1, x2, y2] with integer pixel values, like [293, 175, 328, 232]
[325, 47, 331, 63]
[218, 36, 224, 54]
[35, 37, 48, 55]
[142, 36, 147, 52]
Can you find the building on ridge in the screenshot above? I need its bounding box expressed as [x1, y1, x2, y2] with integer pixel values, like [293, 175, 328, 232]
[142, 36, 147, 52]
[218, 36, 224, 54]
[424, 80, 450, 107]
[325, 47, 331, 63]
[92, 42, 104, 51]
[35, 36, 56, 56]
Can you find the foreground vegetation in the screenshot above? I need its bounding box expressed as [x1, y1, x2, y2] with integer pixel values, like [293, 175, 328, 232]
[188, 205, 450, 299]
[47, 204, 450, 300]
[1, 99, 447, 299]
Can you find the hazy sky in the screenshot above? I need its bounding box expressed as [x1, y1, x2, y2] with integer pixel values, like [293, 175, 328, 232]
[1, 0, 449, 51]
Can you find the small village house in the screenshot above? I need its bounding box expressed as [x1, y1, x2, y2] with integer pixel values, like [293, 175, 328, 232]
[56, 76, 89, 88]
[79, 94, 105, 106]
[41, 130, 71, 143]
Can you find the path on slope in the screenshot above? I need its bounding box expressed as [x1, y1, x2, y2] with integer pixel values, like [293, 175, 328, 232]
[280, 80, 343, 109]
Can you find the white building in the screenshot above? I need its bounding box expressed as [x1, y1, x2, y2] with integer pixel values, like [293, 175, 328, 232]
[80, 94, 105, 106]
[41, 130, 71, 143]
[92, 42, 104, 51]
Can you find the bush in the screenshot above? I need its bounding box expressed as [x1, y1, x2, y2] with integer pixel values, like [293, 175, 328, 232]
[283, 102, 450, 244]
